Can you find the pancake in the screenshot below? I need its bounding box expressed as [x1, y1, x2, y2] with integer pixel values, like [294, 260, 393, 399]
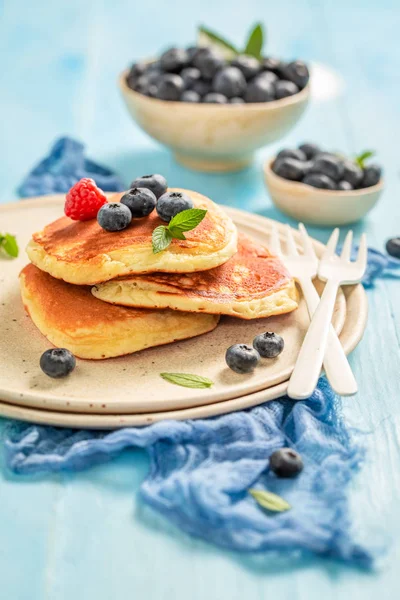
[20, 264, 219, 360]
[92, 234, 298, 320]
[26, 189, 238, 285]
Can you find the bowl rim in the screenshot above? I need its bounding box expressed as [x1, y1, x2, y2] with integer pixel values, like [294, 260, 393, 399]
[263, 158, 384, 196]
[119, 68, 310, 110]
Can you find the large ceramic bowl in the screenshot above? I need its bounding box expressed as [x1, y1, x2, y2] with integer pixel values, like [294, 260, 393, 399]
[119, 70, 310, 172]
[264, 159, 383, 226]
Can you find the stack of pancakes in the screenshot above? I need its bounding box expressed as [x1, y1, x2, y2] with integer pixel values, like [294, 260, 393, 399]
[20, 190, 298, 359]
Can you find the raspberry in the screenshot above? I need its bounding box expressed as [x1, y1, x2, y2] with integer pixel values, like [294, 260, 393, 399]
[65, 178, 107, 221]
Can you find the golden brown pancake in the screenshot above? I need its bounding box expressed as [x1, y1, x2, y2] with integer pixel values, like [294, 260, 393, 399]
[26, 189, 238, 285]
[20, 264, 219, 359]
[92, 234, 298, 319]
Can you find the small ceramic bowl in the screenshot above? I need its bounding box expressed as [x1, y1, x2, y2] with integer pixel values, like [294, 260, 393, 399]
[119, 70, 310, 173]
[263, 159, 384, 226]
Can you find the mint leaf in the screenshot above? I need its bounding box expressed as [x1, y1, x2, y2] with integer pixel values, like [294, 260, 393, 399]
[168, 208, 207, 233]
[243, 23, 264, 59]
[160, 373, 214, 389]
[198, 25, 239, 58]
[152, 226, 173, 254]
[354, 150, 375, 169]
[0, 233, 19, 258]
[249, 489, 291, 512]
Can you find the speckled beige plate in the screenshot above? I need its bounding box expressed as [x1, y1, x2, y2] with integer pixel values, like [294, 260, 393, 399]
[0, 196, 361, 419]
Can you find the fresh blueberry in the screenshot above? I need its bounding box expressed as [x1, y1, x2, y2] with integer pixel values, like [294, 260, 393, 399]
[244, 77, 275, 102]
[269, 448, 303, 478]
[298, 142, 320, 160]
[231, 55, 260, 80]
[361, 164, 382, 188]
[130, 174, 167, 199]
[192, 79, 212, 97]
[133, 74, 152, 94]
[192, 47, 225, 80]
[160, 47, 189, 73]
[120, 188, 157, 218]
[281, 60, 310, 89]
[180, 67, 201, 88]
[156, 191, 194, 222]
[40, 348, 76, 379]
[97, 203, 132, 232]
[340, 160, 363, 187]
[230, 97, 245, 104]
[272, 157, 305, 181]
[276, 148, 307, 162]
[181, 90, 201, 103]
[253, 332, 284, 358]
[146, 84, 159, 98]
[310, 155, 344, 181]
[302, 173, 336, 190]
[186, 46, 198, 62]
[261, 57, 284, 75]
[275, 80, 299, 99]
[225, 344, 260, 374]
[257, 70, 278, 84]
[203, 92, 228, 103]
[156, 74, 184, 101]
[127, 62, 147, 85]
[337, 180, 353, 191]
[212, 66, 246, 98]
[386, 237, 400, 259]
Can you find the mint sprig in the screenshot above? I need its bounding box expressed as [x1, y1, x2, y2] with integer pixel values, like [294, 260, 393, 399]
[0, 233, 19, 258]
[160, 373, 214, 389]
[354, 150, 375, 169]
[243, 23, 264, 59]
[152, 208, 207, 254]
[198, 22, 266, 60]
[249, 489, 291, 513]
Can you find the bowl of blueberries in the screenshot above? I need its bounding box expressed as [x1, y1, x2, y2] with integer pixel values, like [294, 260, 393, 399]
[264, 143, 383, 226]
[120, 25, 310, 172]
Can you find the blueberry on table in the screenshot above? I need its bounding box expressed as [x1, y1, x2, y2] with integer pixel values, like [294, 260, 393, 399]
[253, 332, 284, 358]
[275, 80, 300, 99]
[181, 90, 201, 103]
[40, 348, 76, 378]
[203, 92, 228, 103]
[244, 77, 275, 102]
[298, 142, 320, 160]
[181, 67, 201, 88]
[130, 174, 167, 199]
[212, 66, 246, 99]
[302, 173, 336, 190]
[310, 155, 344, 181]
[276, 148, 307, 162]
[160, 47, 189, 73]
[225, 344, 260, 374]
[386, 237, 400, 259]
[156, 74, 184, 101]
[282, 60, 310, 89]
[121, 188, 157, 218]
[272, 158, 306, 181]
[97, 203, 132, 232]
[231, 55, 261, 80]
[192, 47, 225, 80]
[156, 191, 194, 222]
[269, 448, 303, 478]
[361, 164, 382, 188]
[230, 97, 245, 104]
[192, 79, 212, 97]
[341, 160, 363, 187]
[337, 180, 353, 191]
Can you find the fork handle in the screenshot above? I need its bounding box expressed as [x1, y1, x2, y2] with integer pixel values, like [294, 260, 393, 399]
[298, 278, 357, 396]
[288, 279, 340, 400]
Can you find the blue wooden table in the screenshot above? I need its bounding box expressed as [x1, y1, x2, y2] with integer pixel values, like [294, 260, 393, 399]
[1, 0, 400, 597]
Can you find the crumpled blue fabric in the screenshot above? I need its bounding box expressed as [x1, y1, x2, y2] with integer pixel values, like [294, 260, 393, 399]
[17, 137, 125, 197]
[360, 248, 400, 287]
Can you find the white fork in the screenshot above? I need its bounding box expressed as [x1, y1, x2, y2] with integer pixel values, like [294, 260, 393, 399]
[288, 229, 367, 400]
[269, 223, 358, 397]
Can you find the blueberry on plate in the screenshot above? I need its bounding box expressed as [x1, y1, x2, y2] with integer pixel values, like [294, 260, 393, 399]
[342, 160, 363, 187]
[40, 348, 76, 378]
[156, 74, 184, 101]
[337, 180, 353, 191]
[244, 77, 275, 102]
[282, 60, 310, 89]
[181, 90, 201, 103]
[160, 47, 189, 73]
[225, 344, 260, 374]
[180, 67, 201, 88]
[121, 188, 157, 218]
[310, 155, 344, 181]
[386, 237, 400, 259]
[253, 332, 284, 358]
[302, 173, 336, 190]
[203, 92, 228, 104]
[275, 80, 299, 99]
[191, 79, 212, 97]
[212, 66, 246, 98]
[272, 157, 305, 181]
[156, 191, 194, 222]
[298, 142, 320, 160]
[231, 55, 260, 80]
[230, 97, 245, 104]
[276, 148, 307, 162]
[130, 174, 168, 199]
[97, 203, 132, 232]
[192, 47, 225, 80]
[269, 448, 303, 478]
[361, 164, 382, 188]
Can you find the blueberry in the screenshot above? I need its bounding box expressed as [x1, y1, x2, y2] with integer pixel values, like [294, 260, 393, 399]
[156, 191, 194, 222]
[253, 332, 284, 358]
[160, 47, 189, 73]
[156, 74, 184, 101]
[192, 79, 212, 97]
[386, 237, 400, 259]
[97, 203, 132, 232]
[127, 62, 147, 84]
[310, 155, 344, 181]
[298, 142, 320, 160]
[272, 158, 305, 181]
[231, 55, 260, 80]
[275, 80, 299, 99]
[244, 77, 275, 102]
[212, 66, 246, 98]
[180, 67, 201, 88]
[281, 60, 310, 89]
[261, 57, 284, 75]
[337, 180, 353, 191]
[269, 448, 303, 478]
[302, 173, 336, 190]
[181, 90, 201, 103]
[120, 187, 157, 218]
[186, 46, 198, 62]
[341, 160, 363, 187]
[230, 97, 245, 104]
[192, 47, 225, 80]
[361, 164, 382, 188]
[133, 74, 152, 94]
[257, 70, 278, 84]
[276, 148, 307, 162]
[203, 92, 228, 104]
[130, 174, 167, 199]
[225, 344, 260, 374]
[40, 348, 76, 379]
